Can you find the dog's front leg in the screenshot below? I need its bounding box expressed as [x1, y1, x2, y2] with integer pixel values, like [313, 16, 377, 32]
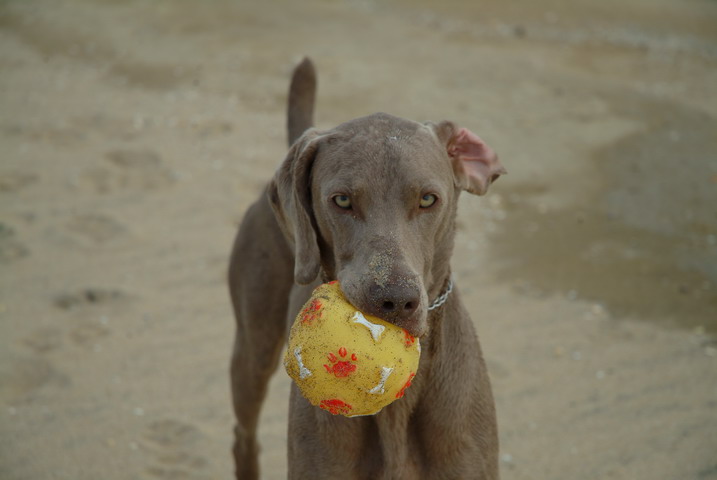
[287, 388, 374, 480]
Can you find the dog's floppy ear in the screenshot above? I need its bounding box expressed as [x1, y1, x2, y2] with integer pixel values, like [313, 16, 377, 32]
[431, 121, 506, 195]
[268, 129, 323, 285]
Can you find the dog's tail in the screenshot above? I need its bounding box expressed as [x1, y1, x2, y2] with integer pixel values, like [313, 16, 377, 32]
[287, 57, 317, 147]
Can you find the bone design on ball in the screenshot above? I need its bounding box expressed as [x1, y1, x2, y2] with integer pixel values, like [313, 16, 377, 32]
[352, 311, 385, 341]
[284, 282, 421, 417]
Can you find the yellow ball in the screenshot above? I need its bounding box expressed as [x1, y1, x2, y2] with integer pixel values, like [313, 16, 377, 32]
[284, 281, 421, 417]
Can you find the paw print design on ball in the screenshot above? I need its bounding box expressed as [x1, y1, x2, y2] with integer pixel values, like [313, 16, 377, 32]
[319, 398, 353, 415]
[324, 347, 358, 377]
[300, 298, 323, 325]
[284, 282, 421, 417]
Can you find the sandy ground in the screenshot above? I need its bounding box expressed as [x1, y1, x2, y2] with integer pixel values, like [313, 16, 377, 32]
[1, 0, 716, 478]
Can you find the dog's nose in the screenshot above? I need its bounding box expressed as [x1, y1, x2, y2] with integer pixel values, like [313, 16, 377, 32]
[380, 297, 418, 317]
[368, 284, 420, 322]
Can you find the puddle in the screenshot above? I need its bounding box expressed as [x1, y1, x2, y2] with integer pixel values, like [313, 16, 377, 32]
[489, 97, 717, 332]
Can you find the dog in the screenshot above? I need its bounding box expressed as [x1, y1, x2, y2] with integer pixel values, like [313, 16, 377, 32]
[228, 57, 505, 479]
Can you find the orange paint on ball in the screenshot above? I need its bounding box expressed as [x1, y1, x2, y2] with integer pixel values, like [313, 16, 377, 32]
[319, 398, 353, 415]
[395, 373, 416, 399]
[403, 330, 416, 348]
[323, 347, 358, 377]
[301, 298, 323, 325]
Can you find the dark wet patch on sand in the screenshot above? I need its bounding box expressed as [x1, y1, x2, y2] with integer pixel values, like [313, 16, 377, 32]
[489, 96, 717, 332]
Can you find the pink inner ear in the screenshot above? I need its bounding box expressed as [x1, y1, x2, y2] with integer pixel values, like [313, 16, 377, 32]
[448, 128, 498, 165]
[448, 128, 505, 195]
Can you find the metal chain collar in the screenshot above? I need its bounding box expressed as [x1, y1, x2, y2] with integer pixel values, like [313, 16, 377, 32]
[427, 278, 454, 311]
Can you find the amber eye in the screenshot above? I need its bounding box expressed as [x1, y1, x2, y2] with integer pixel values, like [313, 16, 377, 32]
[419, 193, 437, 209]
[333, 194, 352, 209]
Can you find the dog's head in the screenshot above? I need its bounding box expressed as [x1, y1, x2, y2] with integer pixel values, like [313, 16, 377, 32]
[269, 113, 505, 337]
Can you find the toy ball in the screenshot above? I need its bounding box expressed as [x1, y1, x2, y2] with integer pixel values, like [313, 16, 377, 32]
[284, 281, 420, 417]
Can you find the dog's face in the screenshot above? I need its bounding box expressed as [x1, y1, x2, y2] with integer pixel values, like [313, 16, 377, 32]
[270, 113, 504, 337]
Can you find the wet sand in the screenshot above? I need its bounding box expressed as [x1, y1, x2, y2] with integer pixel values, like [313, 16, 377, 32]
[1, 0, 716, 478]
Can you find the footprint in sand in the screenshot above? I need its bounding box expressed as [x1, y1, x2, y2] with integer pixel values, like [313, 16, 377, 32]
[0, 171, 38, 193]
[62, 213, 128, 247]
[22, 327, 64, 354]
[0, 222, 30, 263]
[19, 288, 125, 357]
[0, 355, 69, 404]
[22, 320, 109, 354]
[54, 288, 128, 310]
[49, 287, 129, 350]
[69, 320, 110, 348]
[77, 148, 176, 194]
[142, 419, 210, 479]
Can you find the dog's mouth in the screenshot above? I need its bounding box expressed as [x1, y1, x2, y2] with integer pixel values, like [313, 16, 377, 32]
[331, 260, 458, 338]
[385, 311, 428, 338]
[358, 277, 454, 337]
[333, 279, 429, 338]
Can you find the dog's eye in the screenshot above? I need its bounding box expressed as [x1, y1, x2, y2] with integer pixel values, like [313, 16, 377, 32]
[333, 194, 352, 210]
[419, 193, 437, 209]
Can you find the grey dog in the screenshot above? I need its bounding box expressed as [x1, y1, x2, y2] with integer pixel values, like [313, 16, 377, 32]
[228, 57, 506, 479]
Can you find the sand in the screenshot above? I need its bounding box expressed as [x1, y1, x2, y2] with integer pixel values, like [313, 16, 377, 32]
[1, 0, 716, 478]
